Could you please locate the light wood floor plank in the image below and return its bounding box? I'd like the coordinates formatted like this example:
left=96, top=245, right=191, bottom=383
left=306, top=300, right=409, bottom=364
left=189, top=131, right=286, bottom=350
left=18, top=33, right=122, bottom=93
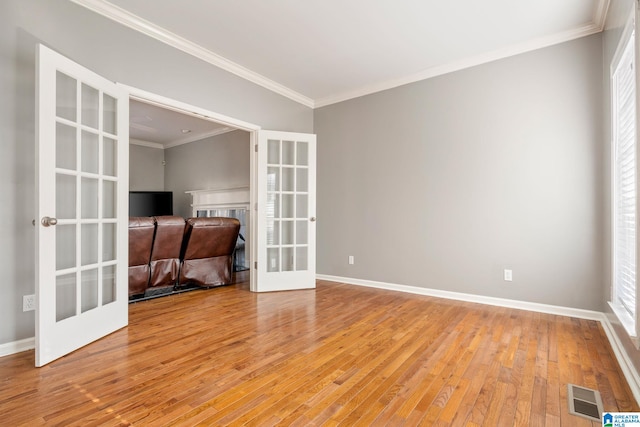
left=0, top=278, right=637, bottom=426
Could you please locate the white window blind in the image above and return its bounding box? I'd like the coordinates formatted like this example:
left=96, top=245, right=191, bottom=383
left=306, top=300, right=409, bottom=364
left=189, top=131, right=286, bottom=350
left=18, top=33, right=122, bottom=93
left=612, top=27, right=637, bottom=337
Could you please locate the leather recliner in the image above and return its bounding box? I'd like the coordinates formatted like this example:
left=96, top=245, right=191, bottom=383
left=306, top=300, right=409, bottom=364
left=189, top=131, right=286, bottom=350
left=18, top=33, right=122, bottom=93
left=148, top=216, right=185, bottom=292
left=128, top=216, right=156, bottom=297
left=179, top=217, right=241, bottom=288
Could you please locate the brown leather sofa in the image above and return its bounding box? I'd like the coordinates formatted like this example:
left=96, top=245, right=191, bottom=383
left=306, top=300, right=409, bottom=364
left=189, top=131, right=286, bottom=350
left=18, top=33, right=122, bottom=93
left=149, top=216, right=185, bottom=293
left=180, top=217, right=241, bottom=288
left=128, top=216, right=241, bottom=300
left=128, top=217, right=156, bottom=297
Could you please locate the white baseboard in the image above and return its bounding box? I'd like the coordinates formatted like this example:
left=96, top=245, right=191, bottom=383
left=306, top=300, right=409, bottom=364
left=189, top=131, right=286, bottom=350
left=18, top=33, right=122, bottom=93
left=600, top=316, right=640, bottom=405
left=317, top=274, right=640, bottom=405
left=317, top=274, right=603, bottom=320
left=0, top=337, right=34, bottom=358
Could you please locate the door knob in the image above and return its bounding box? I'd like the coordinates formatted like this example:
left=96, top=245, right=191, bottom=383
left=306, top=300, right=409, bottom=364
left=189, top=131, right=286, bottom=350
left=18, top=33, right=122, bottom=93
left=41, top=216, right=58, bottom=227
left=310, top=217, right=316, bottom=222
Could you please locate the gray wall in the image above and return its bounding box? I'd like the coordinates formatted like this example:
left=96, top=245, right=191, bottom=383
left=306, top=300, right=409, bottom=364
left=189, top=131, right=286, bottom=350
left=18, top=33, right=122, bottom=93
left=602, top=0, right=640, bottom=375
left=315, top=34, right=604, bottom=310
left=165, top=130, right=251, bottom=218
left=0, top=0, right=312, bottom=345
left=129, top=144, right=165, bottom=191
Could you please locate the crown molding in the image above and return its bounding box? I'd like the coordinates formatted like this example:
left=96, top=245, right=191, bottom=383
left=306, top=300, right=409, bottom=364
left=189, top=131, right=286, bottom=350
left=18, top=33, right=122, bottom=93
left=130, top=138, right=164, bottom=149
left=594, top=0, right=611, bottom=31
left=73, top=0, right=609, bottom=110
left=163, top=127, right=235, bottom=149
left=69, top=0, right=315, bottom=108
left=315, top=21, right=604, bottom=108
left=130, top=127, right=235, bottom=150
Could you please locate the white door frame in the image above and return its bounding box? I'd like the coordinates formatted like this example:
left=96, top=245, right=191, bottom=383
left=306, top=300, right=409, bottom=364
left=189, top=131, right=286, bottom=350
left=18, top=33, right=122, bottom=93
left=120, top=85, right=262, bottom=291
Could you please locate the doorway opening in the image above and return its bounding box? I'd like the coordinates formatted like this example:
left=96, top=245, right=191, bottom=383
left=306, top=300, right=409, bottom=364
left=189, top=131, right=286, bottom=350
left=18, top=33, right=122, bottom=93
left=123, top=85, right=261, bottom=295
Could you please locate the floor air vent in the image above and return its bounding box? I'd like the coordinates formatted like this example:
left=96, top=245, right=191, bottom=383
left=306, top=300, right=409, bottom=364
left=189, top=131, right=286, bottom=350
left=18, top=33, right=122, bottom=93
left=568, top=384, right=604, bottom=422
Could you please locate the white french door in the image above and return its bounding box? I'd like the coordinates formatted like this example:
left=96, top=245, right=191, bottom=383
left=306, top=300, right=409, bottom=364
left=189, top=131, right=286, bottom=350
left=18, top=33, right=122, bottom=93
left=255, top=130, right=316, bottom=292
left=35, top=45, right=129, bottom=366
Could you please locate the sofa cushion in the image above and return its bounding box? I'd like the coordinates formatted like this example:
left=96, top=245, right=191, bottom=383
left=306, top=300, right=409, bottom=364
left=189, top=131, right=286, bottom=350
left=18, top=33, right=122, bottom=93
left=128, top=216, right=155, bottom=296
left=149, top=216, right=185, bottom=289
left=180, top=217, right=240, bottom=287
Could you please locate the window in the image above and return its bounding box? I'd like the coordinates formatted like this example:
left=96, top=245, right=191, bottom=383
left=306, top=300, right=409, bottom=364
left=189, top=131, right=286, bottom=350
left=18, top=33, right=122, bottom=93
left=611, top=16, right=638, bottom=343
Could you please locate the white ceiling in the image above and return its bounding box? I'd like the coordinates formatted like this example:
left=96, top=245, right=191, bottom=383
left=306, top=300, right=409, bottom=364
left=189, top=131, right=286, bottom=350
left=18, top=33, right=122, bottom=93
left=73, top=0, right=609, bottom=109
left=77, top=0, right=611, bottom=145
left=129, top=99, right=232, bottom=148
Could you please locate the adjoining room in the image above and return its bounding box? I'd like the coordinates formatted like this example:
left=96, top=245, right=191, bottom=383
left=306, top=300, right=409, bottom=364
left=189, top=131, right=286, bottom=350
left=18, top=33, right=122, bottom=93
left=127, top=99, right=251, bottom=301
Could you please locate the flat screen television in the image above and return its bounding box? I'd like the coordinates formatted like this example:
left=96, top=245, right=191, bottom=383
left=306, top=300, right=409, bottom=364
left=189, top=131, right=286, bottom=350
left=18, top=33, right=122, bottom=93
left=129, top=191, right=173, bottom=217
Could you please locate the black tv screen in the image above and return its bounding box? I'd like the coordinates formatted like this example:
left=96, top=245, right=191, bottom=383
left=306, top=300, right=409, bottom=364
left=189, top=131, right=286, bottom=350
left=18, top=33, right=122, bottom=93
left=129, top=191, right=173, bottom=217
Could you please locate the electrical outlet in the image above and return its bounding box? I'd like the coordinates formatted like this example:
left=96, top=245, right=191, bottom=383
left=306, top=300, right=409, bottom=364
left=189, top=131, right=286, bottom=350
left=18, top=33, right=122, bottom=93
left=23, top=294, right=35, bottom=312
left=348, top=255, right=354, bottom=265
left=504, top=269, right=513, bottom=282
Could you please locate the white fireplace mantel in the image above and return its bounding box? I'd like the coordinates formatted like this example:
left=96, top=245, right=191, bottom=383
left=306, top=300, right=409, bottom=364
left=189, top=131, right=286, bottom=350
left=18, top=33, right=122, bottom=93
left=186, top=186, right=250, bottom=215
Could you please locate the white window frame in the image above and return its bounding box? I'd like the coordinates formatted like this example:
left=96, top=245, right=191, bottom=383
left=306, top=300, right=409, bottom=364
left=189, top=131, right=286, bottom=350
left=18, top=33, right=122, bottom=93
left=610, top=9, right=640, bottom=348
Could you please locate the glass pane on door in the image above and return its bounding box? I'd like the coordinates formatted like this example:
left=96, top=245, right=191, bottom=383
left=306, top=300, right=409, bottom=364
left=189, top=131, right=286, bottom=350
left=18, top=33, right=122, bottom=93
left=81, top=131, right=99, bottom=173
left=102, top=265, right=116, bottom=305
left=81, top=178, right=99, bottom=219
left=81, top=83, right=99, bottom=129
left=56, top=273, right=76, bottom=322
left=296, top=247, right=308, bottom=270
left=264, top=136, right=311, bottom=273
left=56, top=174, right=76, bottom=219
left=103, top=180, right=116, bottom=218
left=81, top=269, right=98, bottom=313
left=282, top=168, right=294, bottom=191
left=56, top=225, right=76, bottom=271
left=282, top=247, right=294, bottom=271
left=103, top=94, right=117, bottom=135
left=56, top=123, right=76, bottom=170
left=296, top=141, right=308, bottom=166
left=103, top=223, right=116, bottom=261
left=81, top=224, right=98, bottom=266
left=267, top=248, right=279, bottom=272
left=56, top=71, right=76, bottom=121
left=268, top=139, right=279, bottom=164
left=282, top=140, right=295, bottom=165
left=282, top=194, right=294, bottom=219
left=103, top=137, right=117, bottom=176
left=282, top=221, right=294, bottom=245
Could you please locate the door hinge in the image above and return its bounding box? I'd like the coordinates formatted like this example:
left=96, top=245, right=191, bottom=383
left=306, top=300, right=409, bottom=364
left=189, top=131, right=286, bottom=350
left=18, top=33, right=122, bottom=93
left=255, top=144, right=258, bottom=152
left=254, top=261, right=258, bottom=269
left=255, top=202, right=258, bottom=211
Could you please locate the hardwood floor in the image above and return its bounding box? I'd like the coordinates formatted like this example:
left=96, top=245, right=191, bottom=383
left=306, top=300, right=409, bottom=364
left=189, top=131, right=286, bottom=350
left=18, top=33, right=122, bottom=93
left=0, top=279, right=637, bottom=426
